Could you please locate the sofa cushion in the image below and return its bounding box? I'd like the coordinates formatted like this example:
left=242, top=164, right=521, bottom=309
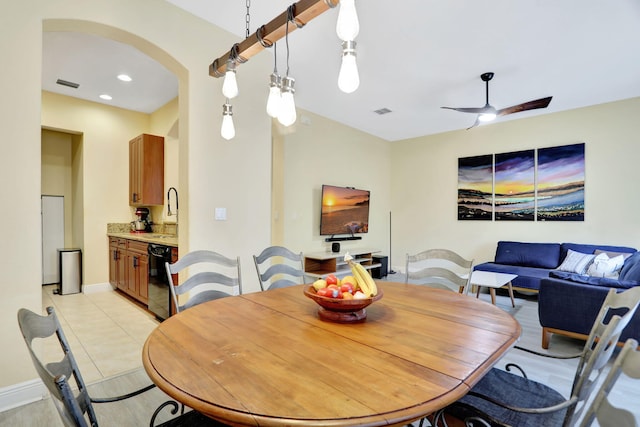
left=619, top=252, right=640, bottom=281
left=586, top=253, right=625, bottom=278
left=556, top=249, right=595, bottom=274
left=560, top=243, right=636, bottom=263
left=549, top=271, right=639, bottom=289
left=494, top=241, right=561, bottom=269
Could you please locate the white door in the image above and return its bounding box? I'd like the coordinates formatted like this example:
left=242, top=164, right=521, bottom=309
left=42, top=195, right=65, bottom=284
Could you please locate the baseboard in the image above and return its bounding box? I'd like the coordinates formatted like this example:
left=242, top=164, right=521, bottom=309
left=83, top=282, right=113, bottom=294
left=0, top=378, right=47, bottom=413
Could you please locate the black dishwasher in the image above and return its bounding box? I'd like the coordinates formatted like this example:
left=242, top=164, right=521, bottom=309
left=147, top=244, right=172, bottom=321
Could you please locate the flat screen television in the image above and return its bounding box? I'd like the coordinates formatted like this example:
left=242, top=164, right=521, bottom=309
left=320, top=184, right=370, bottom=236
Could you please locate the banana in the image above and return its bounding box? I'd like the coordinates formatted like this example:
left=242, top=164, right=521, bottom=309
left=354, top=261, right=378, bottom=297
left=344, top=253, right=377, bottom=297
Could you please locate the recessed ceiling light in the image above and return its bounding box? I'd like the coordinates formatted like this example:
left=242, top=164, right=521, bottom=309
left=99, top=94, right=113, bottom=100
left=117, top=74, right=132, bottom=82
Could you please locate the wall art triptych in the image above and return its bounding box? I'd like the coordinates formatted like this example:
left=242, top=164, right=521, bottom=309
left=458, top=142, right=585, bottom=221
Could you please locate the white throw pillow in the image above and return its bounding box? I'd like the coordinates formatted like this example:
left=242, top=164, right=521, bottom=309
left=557, top=249, right=595, bottom=274
left=587, top=253, right=625, bottom=278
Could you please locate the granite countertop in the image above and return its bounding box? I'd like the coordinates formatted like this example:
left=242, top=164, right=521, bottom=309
left=108, top=232, right=178, bottom=247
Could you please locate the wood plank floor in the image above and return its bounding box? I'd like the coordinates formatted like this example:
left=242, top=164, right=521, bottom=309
left=0, top=283, right=637, bottom=426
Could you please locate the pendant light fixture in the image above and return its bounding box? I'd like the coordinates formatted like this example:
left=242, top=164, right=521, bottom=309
left=266, top=41, right=282, bottom=118
left=336, top=0, right=359, bottom=41
left=338, top=40, right=359, bottom=93
left=221, top=100, right=236, bottom=140
left=277, top=6, right=297, bottom=127
left=222, top=44, right=240, bottom=99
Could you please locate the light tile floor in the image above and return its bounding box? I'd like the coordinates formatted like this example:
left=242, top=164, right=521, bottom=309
left=41, top=285, right=160, bottom=383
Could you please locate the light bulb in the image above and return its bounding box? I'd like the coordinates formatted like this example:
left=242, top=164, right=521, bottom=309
left=478, top=106, right=497, bottom=122
left=266, top=73, right=282, bottom=118
left=221, top=102, right=235, bottom=140
left=336, top=0, right=359, bottom=41
left=278, top=76, right=297, bottom=127
left=222, top=61, right=238, bottom=99
left=338, top=41, right=359, bottom=93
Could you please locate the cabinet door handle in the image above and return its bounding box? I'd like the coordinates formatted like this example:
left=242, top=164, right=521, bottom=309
left=133, top=256, right=138, bottom=268
left=113, top=250, right=118, bottom=261
left=132, top=193, right=138, bottom=203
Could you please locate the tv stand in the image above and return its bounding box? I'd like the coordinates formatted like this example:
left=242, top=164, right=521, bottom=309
left=324, top=235, right=362, bottom=242
left=304, top=248, right=380, bottom=278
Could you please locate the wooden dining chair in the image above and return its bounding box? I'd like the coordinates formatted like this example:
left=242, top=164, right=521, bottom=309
left=405, top=249, right=473, bottom=294
left=165, top=250, right=241, bottom=313
left=579, top=338, right=640, bottom=427
left=438, top=286, right=640, bottom=427
left=17, top=306, right=223, bottom=427
left=253, top=245, right=307, bottom=291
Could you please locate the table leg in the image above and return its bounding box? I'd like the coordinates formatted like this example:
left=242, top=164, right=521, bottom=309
left=489, top=288, right=496, bottom=305
left=507, top=281, right=515, bottom=308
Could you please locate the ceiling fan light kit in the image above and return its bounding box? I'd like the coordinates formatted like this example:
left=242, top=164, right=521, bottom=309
left=211, top=0, right=361, bottom=139
left=442, top=71, right=552, bottom=129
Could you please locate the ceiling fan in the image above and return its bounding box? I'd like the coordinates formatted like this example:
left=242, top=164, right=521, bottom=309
left=442, top=72, right=552, bottom=129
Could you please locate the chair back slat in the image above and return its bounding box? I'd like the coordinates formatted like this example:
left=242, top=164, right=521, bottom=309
left=405, top=249, right=473, bottom=294
left=253, top=246, right=306, bottom=291
left=165, top=250, right=242, bottom=314
left=579, top=338, right=640, bottom=427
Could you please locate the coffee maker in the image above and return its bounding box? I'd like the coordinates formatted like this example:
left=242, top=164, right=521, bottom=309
left=131, top=207, right=152, bottom=232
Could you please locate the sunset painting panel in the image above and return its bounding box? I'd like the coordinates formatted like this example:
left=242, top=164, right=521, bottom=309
left=495, top=150, right=535, bottom=221
left=458, top=154, right=493, bottom=220
left=537, top=143, right=585, bottom=221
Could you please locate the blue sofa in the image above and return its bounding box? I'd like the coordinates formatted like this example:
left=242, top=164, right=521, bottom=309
left=474, top=241, right=637, bottom=292
left=475, top=241, right=640, bottom=349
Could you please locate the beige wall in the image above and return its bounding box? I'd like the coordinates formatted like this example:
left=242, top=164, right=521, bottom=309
left=1, top=0, right=271, bottom=391
left=390, top=97, right=640, bottom=271
left=280, top=110, right=392, bottom=256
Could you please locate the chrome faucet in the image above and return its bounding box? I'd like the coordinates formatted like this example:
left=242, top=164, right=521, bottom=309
left=167, top=187, right=178, bottom=235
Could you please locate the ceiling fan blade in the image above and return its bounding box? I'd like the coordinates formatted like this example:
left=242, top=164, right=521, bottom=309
left=441, top=106, right=492, bottom=114
left=466, top=117, right=480, bottom=130
left=497, top=96, right=552, bottom=117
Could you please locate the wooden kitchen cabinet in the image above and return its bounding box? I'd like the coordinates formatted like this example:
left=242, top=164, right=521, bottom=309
left=108, top=237, right=126, bottom=291
left=124, top=240, right=149, bottom=304
left=129, top=133, right=164, bottom=206
left=108, top=237, right=149, bottom=305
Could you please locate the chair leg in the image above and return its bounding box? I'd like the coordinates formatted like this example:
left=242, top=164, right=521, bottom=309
left=541, top=327, right=551, bottom=349
left=506, top=282, right=515, bottom=307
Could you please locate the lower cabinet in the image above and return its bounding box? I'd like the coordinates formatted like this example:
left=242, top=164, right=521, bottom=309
left=108, top=237, right=148, bottom=305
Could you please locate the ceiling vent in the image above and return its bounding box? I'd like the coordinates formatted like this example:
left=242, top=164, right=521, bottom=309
left=374, top=108, right=392, bottom=115
left=56, top=79, right=80, bottom=89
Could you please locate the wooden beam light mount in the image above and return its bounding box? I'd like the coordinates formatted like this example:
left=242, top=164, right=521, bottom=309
left=209, top=0, right=340, bottom=78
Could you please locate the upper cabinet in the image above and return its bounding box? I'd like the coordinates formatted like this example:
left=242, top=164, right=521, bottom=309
left=129, top=134, right=164, bottom=206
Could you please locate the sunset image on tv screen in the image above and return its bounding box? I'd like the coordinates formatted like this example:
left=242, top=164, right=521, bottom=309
left=320, top=185, right=370, bottom=235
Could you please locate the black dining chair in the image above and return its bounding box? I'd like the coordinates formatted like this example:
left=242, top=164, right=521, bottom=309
left=17, top=306, right=225, bottom=426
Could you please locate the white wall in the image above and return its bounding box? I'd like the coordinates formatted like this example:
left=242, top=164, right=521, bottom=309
left=390, top=97, right=640, bottom=271
left=1, top=0, right=271, bottom=391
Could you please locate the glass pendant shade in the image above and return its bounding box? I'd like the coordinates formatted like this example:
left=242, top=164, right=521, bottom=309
left=222, top=61, right=239, bottom=99
left=338, top=41, right=359, bottom=93
left=221, top=102, right=235, bottom=140
left=336, top=0, right=359, bottom=41
left=266, top=73, right=282, bottom=118
left=278, top=76, right=297, bottom=127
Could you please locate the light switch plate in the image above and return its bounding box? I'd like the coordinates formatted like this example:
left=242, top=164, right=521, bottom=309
left=215, top=207, right=227, bottom=221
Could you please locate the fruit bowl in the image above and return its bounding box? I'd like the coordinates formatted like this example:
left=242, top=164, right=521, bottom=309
left=303, top=285, right=383, bottom=323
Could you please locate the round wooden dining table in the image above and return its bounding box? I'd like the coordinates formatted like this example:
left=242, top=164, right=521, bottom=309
left=143, top=281, right=521, bottom=427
